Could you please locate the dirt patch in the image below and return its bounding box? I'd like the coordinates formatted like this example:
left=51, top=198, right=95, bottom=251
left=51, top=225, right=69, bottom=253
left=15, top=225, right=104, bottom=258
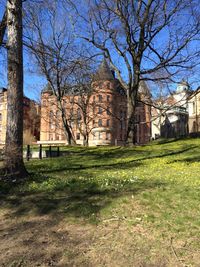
left=0, top=208, right=199, bottom=267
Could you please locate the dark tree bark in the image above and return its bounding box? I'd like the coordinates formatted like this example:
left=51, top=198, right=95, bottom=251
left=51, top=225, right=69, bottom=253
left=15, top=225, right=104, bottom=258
left=3, top=0, right=27, bottom=178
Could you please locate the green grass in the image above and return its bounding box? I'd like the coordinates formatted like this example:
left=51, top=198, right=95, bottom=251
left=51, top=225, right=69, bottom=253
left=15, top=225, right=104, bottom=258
left=1, top=138, right=200, bottom=266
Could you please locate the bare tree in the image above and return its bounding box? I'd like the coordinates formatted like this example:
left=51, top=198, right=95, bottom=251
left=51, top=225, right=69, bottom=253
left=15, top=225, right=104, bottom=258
left=24, top=0, right=97, bottom=145
left=73, top=0, right=200, bottom=144
left=3, top=0, right=27, bottom=178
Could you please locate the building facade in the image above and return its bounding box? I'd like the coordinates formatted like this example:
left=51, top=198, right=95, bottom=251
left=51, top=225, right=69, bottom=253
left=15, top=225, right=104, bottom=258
left=0, top=87, right=40, bottom=145
left=39, top=60, right=151, bottom=146
left=188, top=87, right=200, bottom=136
left=151, top=80, right=200, bottom=139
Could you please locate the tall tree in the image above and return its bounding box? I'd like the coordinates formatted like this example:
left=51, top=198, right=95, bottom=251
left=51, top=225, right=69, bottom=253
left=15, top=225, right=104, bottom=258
left=75, top=0, right=200, bottom=144
left=3, top=0, right=27, bottom=178
left=24, top=0, right=97, bottom=145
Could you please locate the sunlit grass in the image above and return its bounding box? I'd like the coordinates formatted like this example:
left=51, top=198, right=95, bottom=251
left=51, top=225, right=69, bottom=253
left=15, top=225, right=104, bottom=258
left=1, top=138, right=200, bottom=266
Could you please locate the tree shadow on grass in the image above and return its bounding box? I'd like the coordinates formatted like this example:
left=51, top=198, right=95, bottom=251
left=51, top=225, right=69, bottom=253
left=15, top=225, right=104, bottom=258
left=0, top=175, right=166, bottom=224
left=27, top=145, right=198, bottom=175
left=170, top=156, right=200, bottom=164
left=0, top=144, right=196, bottom=224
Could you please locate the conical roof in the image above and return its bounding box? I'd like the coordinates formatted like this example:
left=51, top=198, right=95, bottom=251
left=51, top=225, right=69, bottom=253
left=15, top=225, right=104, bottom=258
left=179, top=78, right=189, bottom=87
left=93, top=59, right=115, bottom=81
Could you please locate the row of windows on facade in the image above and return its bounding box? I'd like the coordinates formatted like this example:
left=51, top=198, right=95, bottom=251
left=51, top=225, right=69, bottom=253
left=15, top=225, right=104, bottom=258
left=49, top=107, right=113, bottom=118
left=48, top=108, right=127, bottom=122
left=43, top=94, right=112, bottom=107
left=49, top=118, right=125, bottom=129
left=49, top=132, right=113, bottom=141
left=48, top=130, right=126, bottom=142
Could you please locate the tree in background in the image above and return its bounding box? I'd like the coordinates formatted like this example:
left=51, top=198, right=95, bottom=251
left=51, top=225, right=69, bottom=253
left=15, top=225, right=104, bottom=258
left=24, top=0, right=97, bottom=145
left=74, top=0, right=200, bottom=144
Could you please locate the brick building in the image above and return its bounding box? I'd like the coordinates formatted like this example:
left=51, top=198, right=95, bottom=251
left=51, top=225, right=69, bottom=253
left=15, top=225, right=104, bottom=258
left=0, top=87, right=40, bottom=145
left=39, top=60, right=151, bottom=146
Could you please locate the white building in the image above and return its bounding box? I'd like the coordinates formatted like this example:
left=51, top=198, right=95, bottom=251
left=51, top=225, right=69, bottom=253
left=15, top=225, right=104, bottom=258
left=151, top=80, right=191, bottom=139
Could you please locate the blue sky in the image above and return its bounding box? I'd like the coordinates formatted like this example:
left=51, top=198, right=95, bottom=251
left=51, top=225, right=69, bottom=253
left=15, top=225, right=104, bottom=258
left=0, top=0, right=200, bottom=102
left=0, top=1, right=46, bottom=101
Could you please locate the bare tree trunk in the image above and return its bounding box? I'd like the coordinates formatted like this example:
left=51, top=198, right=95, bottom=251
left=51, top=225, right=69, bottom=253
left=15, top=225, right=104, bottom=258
left=3, top=0, right=27, bottom=178
left=126, top=95, right=136, bottom=144
left=126, top=73, right=139, bottom=145
left=60, top=105, right=76, bottom=145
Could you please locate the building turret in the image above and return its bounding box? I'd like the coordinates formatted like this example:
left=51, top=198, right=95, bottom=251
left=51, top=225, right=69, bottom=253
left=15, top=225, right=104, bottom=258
left=174, top=79, right=191, bottom=109
left=93, top=58, right=115, bottom=81
left=176, top=79, right=190, bottom=93
left=90, top=59, right=127, bottom=145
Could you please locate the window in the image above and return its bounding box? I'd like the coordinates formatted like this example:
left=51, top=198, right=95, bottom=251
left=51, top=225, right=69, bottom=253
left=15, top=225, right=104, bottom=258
left=63, top=100, right=67, bottom=108
left=76, top=133, right=80, bottom=140
left=98, top=119, right=102, bottom=127
left=42, top=100, right=47, bottom=107
left=98, top=106, right=103, bottom=114
left=99, top=132, right=103, bottom=139
left=107, top=95, right=110, bottom=102
left=56, top=110, right=60, bottom=118
left=93, top=96, right=95, bottom=102
left=106, top=119, right=110, bottom=127
left=98, top=95, right=103, bottom=102
left=193, top=102, right=196, bottom=114
left=77, top=108, right=81, bottom=120
left=70, top=97, right=74, bottom=104
left=99, top=82, right=103, bottom=89
left=49, top=111, right=54, bottom=129
left=107, top=107, right=111, bottom=115
left=49, top=134, right=53, bottom=141
left=0, top=113, right=2, bottom=122
left=106, top=132, right=110, bottom=140
left=93, top=105, right=96, bottom=115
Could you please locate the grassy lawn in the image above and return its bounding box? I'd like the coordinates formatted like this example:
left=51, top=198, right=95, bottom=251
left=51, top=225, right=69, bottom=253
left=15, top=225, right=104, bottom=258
left=0, top=138, right=200, bottom=266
